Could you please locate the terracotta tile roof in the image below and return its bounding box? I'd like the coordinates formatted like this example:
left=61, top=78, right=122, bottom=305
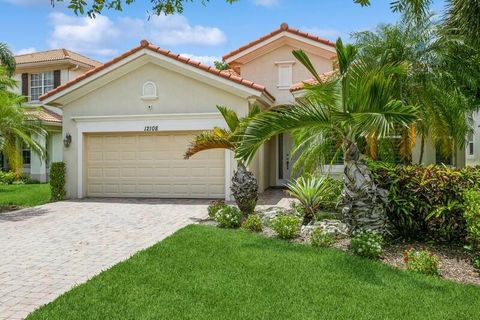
left=290, top=71, right=336, bottom=92
left=222, top=69, right=241, bottom=77
left=223, top=23, right=336, bottom=61
left=40, top=40, right=275, bottom=102
left=24, top=106, right=62, bottom=123
left=15, top=49, right=101, bottom=68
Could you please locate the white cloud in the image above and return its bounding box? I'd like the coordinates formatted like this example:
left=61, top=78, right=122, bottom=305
left=47, top=13, right=227, bottom=58
left=48, top=12, right=120, bottom=56
left=15, top=47, right=37, bottom=55
left=120, top=15, right=227, bottom=46
left=252, top=0, right=279, bottom=7
left=179, top=53, right=221, bottom=66
left=302, top=27, right=342, bottom=40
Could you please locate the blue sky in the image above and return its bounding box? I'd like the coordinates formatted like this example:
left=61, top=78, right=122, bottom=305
left=0, top=0, right=445, bottom=64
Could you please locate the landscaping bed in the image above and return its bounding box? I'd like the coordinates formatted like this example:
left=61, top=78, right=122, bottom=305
left=26, top=225, right=480, bottom=320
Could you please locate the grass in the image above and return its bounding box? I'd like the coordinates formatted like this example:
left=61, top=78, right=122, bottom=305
left=27, top=225, right=480, bottom=320
left=0, top=184, right=50, bottom=207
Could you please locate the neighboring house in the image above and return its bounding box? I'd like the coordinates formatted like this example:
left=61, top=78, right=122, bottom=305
left=39, top=23, right=469, bottom=200
left=3, top=49, right=101, bottom=181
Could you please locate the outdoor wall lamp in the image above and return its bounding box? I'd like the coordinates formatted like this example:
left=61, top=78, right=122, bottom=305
left=63, top=133, right=72, bottom=148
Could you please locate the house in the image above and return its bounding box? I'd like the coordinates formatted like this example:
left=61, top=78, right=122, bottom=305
left=39, top=23, right=469, bottom=200
left=3, top=49, right=101, bottom=182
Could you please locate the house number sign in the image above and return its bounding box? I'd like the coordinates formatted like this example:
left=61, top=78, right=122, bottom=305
left=144, top=126, right=159, bottom=132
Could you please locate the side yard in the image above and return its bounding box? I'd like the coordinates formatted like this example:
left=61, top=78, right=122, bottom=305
left=27, top=225, right=480, bottom=320
left=0, top=184, right=50, bottom=212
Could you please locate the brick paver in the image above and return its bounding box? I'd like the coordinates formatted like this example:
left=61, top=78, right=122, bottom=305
left=0, top=190, right=290, bottom=320
left=0, top=198, right=211, bottom=320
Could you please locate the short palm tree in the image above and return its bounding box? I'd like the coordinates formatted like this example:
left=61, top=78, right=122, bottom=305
left=0, top=68, right=46, bottom=177
left=185, top=105, right=261, bottom=215
left=0, top=43, right=16, bottom=77
left=237, top=39, right=418, bottom=234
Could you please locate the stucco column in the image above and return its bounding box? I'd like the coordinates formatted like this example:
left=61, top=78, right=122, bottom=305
left=30, top=133, right=47, bottom=183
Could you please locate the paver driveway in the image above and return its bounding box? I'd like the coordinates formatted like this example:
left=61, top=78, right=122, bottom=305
left=0, top=198, right=211, bottom=320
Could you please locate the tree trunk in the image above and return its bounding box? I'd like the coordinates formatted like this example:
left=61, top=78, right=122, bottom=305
left=419, top=135, right=425, bottom=165
left=341, top=140, right=389, bottom=234
left=231, top=162, right=258, bottom=215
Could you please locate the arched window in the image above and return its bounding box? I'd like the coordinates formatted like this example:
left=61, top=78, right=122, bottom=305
left=142, top=81, right=157, bottom=100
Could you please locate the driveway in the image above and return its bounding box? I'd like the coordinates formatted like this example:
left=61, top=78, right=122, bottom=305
left=0, top=198, right=211, bottom=320
left=0, top=189, right=291, bottom=320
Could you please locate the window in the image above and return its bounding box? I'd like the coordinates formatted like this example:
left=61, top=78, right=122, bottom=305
left=468, top=115, right=474, bottom=156
left=276, top=61, right=294, bottom=89
left=30, top=71, right=54, bottom=101
left=22, top=148, right=31, bottom=166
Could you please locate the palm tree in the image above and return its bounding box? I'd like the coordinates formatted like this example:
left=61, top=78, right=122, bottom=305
left=0, top=43, right=16, bottom=77
left=236, top=39, right=418, bottom=234
left=185, top=105, right=261, bottom=215
left=0, top=68, right=46, bottom=177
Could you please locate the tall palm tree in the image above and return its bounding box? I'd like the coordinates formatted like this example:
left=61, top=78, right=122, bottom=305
left=0, top=68, right=46, bottom=177
left=185, top=105, right=261, bottom=215
left=0, top=43, right=16, bottom=77
left=236, top=39, right=418, bottom=234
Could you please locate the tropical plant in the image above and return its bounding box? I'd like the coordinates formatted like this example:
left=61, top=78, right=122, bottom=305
left=463, top=189, right=480, bottom=257
left=0, top=68, right=46, bottom=178
left=237, top=39, right=418, bottom=234
left=50, top=162, right=66, bottom=201
left=0, top=43, right=15, bottom=77
left=215, top=206, right=242, bottom=229
left=185, top=105, right=261, bottom=215
left=241, top=214, right=263, bottom=232
left=287, top=175, right=341, bottom=224
left=351, top=231, right=384, bottom=259
left=310, top=228, right=336, bottom=248
left=207, top=200, right=227, bottom=219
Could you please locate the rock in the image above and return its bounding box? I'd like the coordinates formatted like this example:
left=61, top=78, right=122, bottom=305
left=256, top=206, right=290, bottom=226
left=300, top=219, right=349, bottom=239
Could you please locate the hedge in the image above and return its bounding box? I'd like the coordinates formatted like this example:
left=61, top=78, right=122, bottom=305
left=369, top=162, right=480, bottom=243
left=50, top=162, right=66, bottom=201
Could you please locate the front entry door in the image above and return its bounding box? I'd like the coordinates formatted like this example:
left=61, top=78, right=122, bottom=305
left=277, top=133, right=294, bottom=186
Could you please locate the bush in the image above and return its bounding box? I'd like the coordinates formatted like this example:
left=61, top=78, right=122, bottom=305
left=370, top=162, right=480, bottom=242
left=0, top=171, right=16, bottom=185
left=351, top=231, right=383, bottom=259
left=463, top=189, right=480, bottom=247
left=310, top=228, right=336, bottom=248
left=215, top=206, right=242, bottom=229
left=242, top=214, right=263, bottom=232
left=271, top=214, right=301, bottom=239
left=50, top=162, right=66, bottom=201
left=208, top=200, right=226, bottom=219
left=287, top=175, right=342, bottom=224
left=20, top=175, right=40, bottom=184
left=403, top=246, right=440, bottom=276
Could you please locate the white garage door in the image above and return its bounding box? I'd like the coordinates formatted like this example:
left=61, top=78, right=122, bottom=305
left=86, top=132, right=225, bottom=198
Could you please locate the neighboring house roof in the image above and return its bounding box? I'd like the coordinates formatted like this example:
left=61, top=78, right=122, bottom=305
left=15, top=49, right=102, bottom=68
left=290, top=71, right=337, bottom=92
left=24, top=106, right=62, bottom=123
left=40, top=40, right=275, bottom=102
left=223, top=23, right=336, bottom=62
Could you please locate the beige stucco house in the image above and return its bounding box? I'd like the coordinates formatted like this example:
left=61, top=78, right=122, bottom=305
left=3, top=49, right=100, bottom=181
left=39, top=23, right=469, bottom=200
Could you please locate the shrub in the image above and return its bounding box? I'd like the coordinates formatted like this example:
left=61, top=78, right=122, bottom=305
left=215, top=206, right=242, bottom=229
left=403, top=246, right=440, bottom=276
left=50, top=162, right=66, bottom=201
left=271, top=214, right=301, bottom=239
left=370, top=162, right=480, bottom=242
left=350, top=231, right=383, bottom=259
left=0, top=171, right=16, bottom=185
left=208, top=200, right=226, bottom=219
left=287, top=175, right=342, bottom=224
left=310, top=228, right=336, bottom=248
left=242, top=214, right=263, bottom=232
left=473, top=255, right=480, bottom=270
left=463, top=189, right=480, bottom=247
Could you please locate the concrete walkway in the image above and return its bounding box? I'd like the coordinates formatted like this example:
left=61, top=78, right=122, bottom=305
left=0, top=189, right=291, bottom=320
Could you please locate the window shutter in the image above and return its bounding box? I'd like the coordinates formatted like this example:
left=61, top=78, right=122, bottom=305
left=53, top=70, right=61, bottom=88
left=21, top=73, right=29, bottom=97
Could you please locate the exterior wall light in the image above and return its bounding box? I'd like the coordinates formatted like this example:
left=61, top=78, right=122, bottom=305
left=63, top=133, right=72, bottom=148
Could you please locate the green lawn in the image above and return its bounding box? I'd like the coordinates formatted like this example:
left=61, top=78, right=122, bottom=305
left=27, top=225, right=480, bottom=320
left=0, top=184, right=50, bottom=207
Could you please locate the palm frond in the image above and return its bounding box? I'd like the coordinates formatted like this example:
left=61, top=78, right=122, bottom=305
left=216, top=105, right=240, bottom=132
left=184, top=128, right=234, bottom=159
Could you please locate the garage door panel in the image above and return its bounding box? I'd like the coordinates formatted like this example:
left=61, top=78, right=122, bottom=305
left=86, top=132, right=225, bottom=198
